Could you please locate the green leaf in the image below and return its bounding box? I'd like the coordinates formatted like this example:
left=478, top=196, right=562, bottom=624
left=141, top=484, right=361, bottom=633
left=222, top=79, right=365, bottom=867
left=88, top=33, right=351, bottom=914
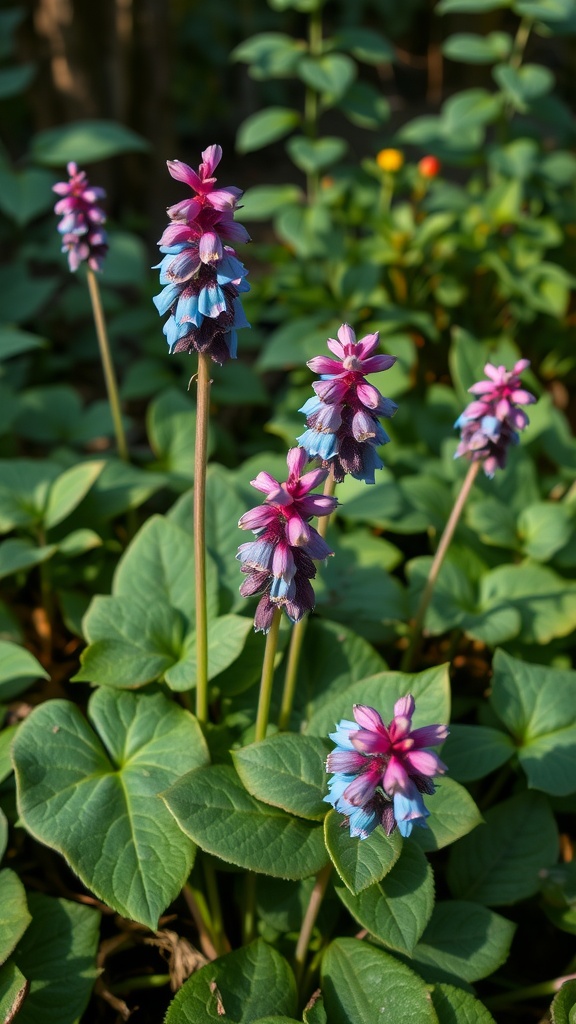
left=237, top=108, right=300, bottom=153
left=514, top=0, right=574, bottom=18
left=442, top=32, right=512, bottom=63
left=164, top=614, right=252, bottom=690
left=334, top=843, right=434, bottom=955
left=0, top=169, right=55, bottom=226
left=163, top=764, right=328, bottom=880
left=0, top=725, right=18, bottom=783
left=0, top=458, right=60, bottom=531
left=413, top=777, right=483, bottom=852
left=76, top=458, right=167, bottom=521
left=43, top=461, right=105, bottom=529
left=0, top=640, right=49, bottom=701
left=431, top=983, right=497, bottom=1023
left=442, top=89, right=503, bottom=133
left=316, top=528, right=408, bottom=643
left=551, top=979, right=576, bottom=1024
left=0, top=869, right=31, bottom=965
left=490, top=650, right=576, bottom=796
left=413, top=901, right=515, bottom=984
left=493, top=63, right=554, bottom=111
left=338, top=81, right=390, bottom=129
left=440, top=725, right=514, bottom=782
left=56, top=529, right=102, bottom=558
left=0, top=64, right=35, bottom=98
left=76, top=595, right=184, bottom=688
left=30, top=119, right=149, bottom=165
left=297, top=54, right=356, bottom=99
left=321, top=937, right=438, bottom=1024
left=13, top=689, right=207, bottom=927
left=233, top=734, right=329, bottom=820
left=286, top=135, right=347, bottom=173
left=146, top=388, right=207, bottom=482
left=303, top=992, right=327, bottom=1023
left=333, top=27, right=394, bottom=65
left=447, top=792, right=559, bottom=905
left=307, top=664, right=451, bottom=743
left=466, top=498, right=518, bottom=549
left=517, top=502, right=573, bottom=561
left=0, top=962, right=28, bottom=1023
left=239, top=184, right=303, bottom=220
left=324, top=809, right=403, bottom=894
left=0, top=327, right=48, bottom=359
left=165, top=940, right=297, bottom=1023
left=232, top=32, right=305, bottom=78
left=0, top=538, right=57, bottom=581
left=437, top=0, right=512, bottom=10
left=479, top=563, right=576, bottom=644
left=10, top=893, right=99, bottom=1024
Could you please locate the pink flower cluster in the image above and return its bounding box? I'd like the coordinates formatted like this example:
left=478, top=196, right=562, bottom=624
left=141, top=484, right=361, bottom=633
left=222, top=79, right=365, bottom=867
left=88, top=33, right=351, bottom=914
left=53, top=162, right=108, bottom=273
left=455, top=360, right=536, bottom=477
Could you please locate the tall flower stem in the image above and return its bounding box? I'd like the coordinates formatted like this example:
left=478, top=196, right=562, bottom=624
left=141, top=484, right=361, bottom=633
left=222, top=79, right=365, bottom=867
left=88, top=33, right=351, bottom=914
left=277, top=471, right=336, bottom=731
left=401, top=460, right=480, bottom=672
left=194, top=352, right=212, bottom=726
left=254, top=608, right=282, bottom=742
left=86, top=269, right=129, bottom=462
left=293, top=862, right=332, bottom=990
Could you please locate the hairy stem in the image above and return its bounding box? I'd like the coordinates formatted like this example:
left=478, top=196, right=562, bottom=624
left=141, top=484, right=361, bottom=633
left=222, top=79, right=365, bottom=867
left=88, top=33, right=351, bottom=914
left=485, top=973, right=576, bottom=1010
left=194, top=353, right=212, bottom=725
left=401, top=460, right=480, bottom=672
left=86, top=269, right=129, bottom=462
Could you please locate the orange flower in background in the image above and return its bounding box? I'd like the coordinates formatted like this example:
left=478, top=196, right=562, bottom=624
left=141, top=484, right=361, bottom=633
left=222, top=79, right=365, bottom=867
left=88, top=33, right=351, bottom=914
left=376, top=148, right=404, bottom=172
left=417, top=155, right=441, bottom=178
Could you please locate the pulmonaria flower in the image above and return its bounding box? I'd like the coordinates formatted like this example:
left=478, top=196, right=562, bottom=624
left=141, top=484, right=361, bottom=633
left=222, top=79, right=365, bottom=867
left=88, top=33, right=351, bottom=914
left=237, top=447, right=337, bottom=632
left=154, top=145, right=250, bottom=365
left=325, top=697, right=448, bottom=839
left=455, top=360, right=536, bottom=477
left=298, top=324, right=398, bottom=484
left=52, top=162, right=108, bottom=272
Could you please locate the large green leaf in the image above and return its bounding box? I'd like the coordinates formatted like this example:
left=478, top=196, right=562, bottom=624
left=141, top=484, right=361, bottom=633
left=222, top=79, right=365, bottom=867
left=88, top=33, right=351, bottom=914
left=13, top=689, right=208, bottom=927
left=0, top=724, right=18, bottom=784
left=165, top=940, right=297, bottom=1023
left=286, top=135, right=347, bottom=173
left=551, top=979, right=576, bottom=1024
left=233, top=734, right=329, bottom=820
left=0, top=869, right=31, bottom=965
left=163, top=764, right=328, bottom=880
left=490, top=650, right=576, bottom=795
left=321, top=938, right=438, bottom=1024
left=0, top=640, right=49, bottom=701
left=442, top=31, right=511, bottom=63
left=0, top=326, right=48, bottom=359
left=10, top=893, right=99, bottom=1024
left=334, top=843, right=434, bottom=955
left=146, top=388, right=213, bottom=482
left=412, top=901, right=515, bottom=984
left=43, top=461, right=105, bottom=529
left=431, top=983, right=496, bottom=1023
left=0, top=538, right=57, bottom=582
left=0, top=459, right=60, bottom=531
left=31, top=119, right=149, bottom=165
left=297, top=53, right=356, bottom=99
left=447, top=792, right=559, bottom=905
left=324, top=809, right=402, bottom=894
left=307, top=664, right=450, bottom=741
left=440, top=725, right=514, bottom=782
left=412, top=778, right=483, bottom=852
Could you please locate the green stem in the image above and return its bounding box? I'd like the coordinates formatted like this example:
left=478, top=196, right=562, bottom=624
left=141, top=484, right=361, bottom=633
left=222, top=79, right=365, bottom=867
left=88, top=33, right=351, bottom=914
left=254, top=608, right=282, bottom=742
left=242, top=873, right=257, bottom=945
left=111, top=974, right=170, bottom=995
left=277, top=471, right=336, bottom=731
left=203, top=858, right=230, bottom=955
left=485, top=973, right=576, bottom=1010
left=510, top=16, right=533, bottom=70
left=86, top=269, right=129, bottom=462
left=194, top=353, right=212, bottom=725
left=400, top=460, right=480, bottom=672
left=182, top=882, right=218, bottom=961
left=293, top=862, right=332, bottom=990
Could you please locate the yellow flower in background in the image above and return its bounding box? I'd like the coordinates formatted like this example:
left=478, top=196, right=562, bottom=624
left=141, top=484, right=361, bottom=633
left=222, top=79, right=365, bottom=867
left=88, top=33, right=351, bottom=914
left=376, top=148, right=404, bottom=172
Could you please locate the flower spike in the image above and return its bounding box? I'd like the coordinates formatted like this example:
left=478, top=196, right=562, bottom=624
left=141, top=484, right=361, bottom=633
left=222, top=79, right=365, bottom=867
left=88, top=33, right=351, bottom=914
left=53, top=162, right=108, bottom=273
left=455, top=360, right=536, bottom=477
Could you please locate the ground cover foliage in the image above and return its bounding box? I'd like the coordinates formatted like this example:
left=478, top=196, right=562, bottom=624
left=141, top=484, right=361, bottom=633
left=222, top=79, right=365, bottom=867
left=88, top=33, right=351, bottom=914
left=0, top=0, right=575, bottom=1021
